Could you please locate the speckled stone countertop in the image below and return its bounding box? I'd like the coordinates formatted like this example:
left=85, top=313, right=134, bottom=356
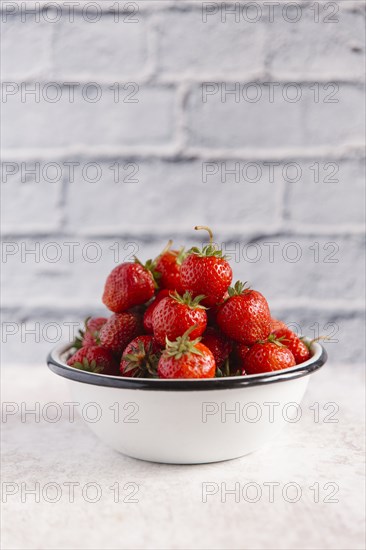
left=1, top=363, right=365, bottom=550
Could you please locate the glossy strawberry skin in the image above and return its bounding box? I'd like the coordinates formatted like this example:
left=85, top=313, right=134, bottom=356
left=180, top=254, right=232, bottom=307
left=245, top=342, right=296, bottom=375
left=102, top=263, right=155, bottom=313
left=82, top=317, right=107, bottom=347
left=158, top=342, right=215, bottom=379
left=272, top=328, right=310, bottom=364
left=152, top=296, right=207, bottom=347
left=120, top=335, right=161, bottom=377
left=270, top=318, right=287, bottom=332
left=155, top=251, right=185, bottom=293
left=143, top=289, right=170, bottom=333
left=67, top=346, right=118, bottom=375
left=99, top=312, right=142, bottom=355
left=201, top=327, right=232, bottom=368
left=217, top=290, right=271, bottom=345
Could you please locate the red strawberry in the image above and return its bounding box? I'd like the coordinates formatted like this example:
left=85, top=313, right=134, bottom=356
left=231, top=343, right=250, bottom=374
left=67, top=346, right=118, bottom=375
left=120, top=335, right=161, bottom=377
left=82, top=317, right=107, bottom=347
left=272, top=327, right=310, bottom=364
left=217, top=281, right=271, bottom=345
left=143, top=289, right=170, bottom=333
left=155, top=242, right=187, bottom=293
left=270, top=318, right=287, bottom=332
left=102, top=262, right=155, bottom=313
left=201, top=327, right=232, bottom=368
left=72, top=316, right=107, bottom=349
left=99, top=312, right=142, bottom=355
left=180, top=226, right=232, bottom=307
left=158, top=329, right=215, bottom=379
left=245, top=341, right=296, bottom=375
left=152, top=291, right=207, bottom=347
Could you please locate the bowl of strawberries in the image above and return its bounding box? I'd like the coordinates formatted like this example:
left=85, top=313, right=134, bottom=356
left=47, top=227, right=327, bottom=464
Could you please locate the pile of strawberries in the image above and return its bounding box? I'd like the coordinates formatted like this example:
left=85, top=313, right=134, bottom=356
left=67, top=227, right=312, bottom=379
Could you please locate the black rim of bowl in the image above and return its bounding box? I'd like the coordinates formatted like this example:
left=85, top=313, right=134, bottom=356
left=47, top=342, right=327, bottom=391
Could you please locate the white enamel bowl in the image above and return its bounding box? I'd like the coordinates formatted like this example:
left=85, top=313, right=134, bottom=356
left=47, top=341, right=327, bottom=464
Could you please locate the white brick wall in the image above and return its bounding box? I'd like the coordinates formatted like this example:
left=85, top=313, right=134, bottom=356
left=268, top=6, right=365, bottom=79
left=53, top=16, right=149, bottom=78
left=156, top=10, right=267, bottom=76
left=1, top=0, right=365, bottom=365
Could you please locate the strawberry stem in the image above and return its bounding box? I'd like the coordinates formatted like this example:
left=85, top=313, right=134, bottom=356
left=190, top=227, right=225, bottom=259
left=304, top=335, right=330, bottom=350
left=194, top=225, right=213, bottom=244
left=160, top=239, right=173, bottom=256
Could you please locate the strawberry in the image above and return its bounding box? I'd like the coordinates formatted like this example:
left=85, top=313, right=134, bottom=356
left=272, top=327, right=310, bottom=364
left=155, top=241, right=187, bottom=293
left=270, top=318, right=287, bottom=332
left=245, top=341, right=296, bottom=375
left=152, top=291, right=207, bottom=347
left=72, top=316, right=107, bottom=349
left=158, top=328, right=215, bottom=379
left=180, top=226, right=232, bottom=307
left=82, top=317, right=107, bottom=346
left=99, top=312, right=142, bottom=355
left=217, top=281, right=271, bottom=345
left=120, top=335, right=161, bottom=377
left=102, top=262, right=155, bottom=313
left=201, top=327, right=232, bottom=368
left=143, top=289, right=170, bottom=333
left=67, top=346, right=118, bottom=375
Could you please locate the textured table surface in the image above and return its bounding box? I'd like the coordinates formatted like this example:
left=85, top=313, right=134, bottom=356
left=1, top=363, right=365, bottom=550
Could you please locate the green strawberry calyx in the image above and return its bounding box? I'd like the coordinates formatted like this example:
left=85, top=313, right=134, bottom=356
left=134, top=256, right=161, bottom=289
left=122, top=340, right=159, bottom=377
left=71, top=316, right=91, bottom=350
left=73, top=357, right=104, bottom=374
left=227, top=281, right=251, bottom=297
left=92, top=331, right=101, bottom=346
left=189, top=244, right=226, bottom=259
left=164, top=326, right=203, bottom=360
left=174, top=246, right=188, bottom=266
left=189, top=225, right=227, bottom=259
left=256, top=334, right=286, bottom=348
left=72, top=330, right=84, bottom=350
left=264, top=334, right=286, bottom=347
left=169, top=290, right=207, bottom=309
